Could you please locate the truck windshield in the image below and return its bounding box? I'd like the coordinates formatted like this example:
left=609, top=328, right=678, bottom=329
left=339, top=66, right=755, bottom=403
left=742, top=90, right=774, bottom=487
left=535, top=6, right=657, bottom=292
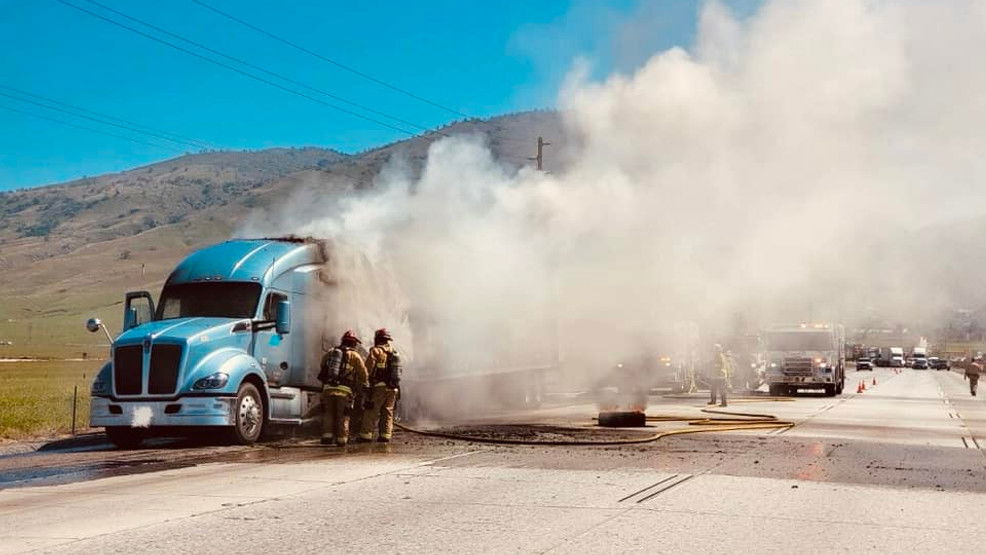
left=765, top=331, right=833, bottom=351
left=156, top=282, right=262, bottom=320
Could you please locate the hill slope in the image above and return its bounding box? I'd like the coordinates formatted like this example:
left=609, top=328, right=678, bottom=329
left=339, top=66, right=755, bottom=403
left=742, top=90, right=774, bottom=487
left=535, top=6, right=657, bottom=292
left=0, top=111, right=566, bottom=357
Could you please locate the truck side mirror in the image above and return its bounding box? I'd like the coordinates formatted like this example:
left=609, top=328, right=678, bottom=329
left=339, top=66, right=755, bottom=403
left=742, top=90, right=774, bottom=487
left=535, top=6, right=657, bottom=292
left=85, top=317, right=114, bottom=343
left=123, top=307, right=138, bottom=331
left=275, top=300, right=291, bottom=335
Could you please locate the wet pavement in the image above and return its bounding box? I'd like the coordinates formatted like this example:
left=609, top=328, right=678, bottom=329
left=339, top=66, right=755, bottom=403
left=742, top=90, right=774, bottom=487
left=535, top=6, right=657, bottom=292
left=1, top=367, right=984, bottom=553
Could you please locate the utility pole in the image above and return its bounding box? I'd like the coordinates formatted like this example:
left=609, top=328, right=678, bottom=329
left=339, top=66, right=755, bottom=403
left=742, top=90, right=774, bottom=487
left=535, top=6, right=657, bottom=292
left=529, top=136, right=551, bottom=171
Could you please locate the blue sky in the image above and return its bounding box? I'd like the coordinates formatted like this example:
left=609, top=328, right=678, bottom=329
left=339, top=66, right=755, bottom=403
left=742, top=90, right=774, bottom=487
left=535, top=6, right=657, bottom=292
left=0, top=0, right=753, bottom=191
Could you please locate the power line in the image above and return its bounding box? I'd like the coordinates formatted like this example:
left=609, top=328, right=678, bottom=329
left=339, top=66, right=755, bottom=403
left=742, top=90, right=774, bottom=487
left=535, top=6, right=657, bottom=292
left=80, top=0, right=440, bottom=136
left=0, top=90, right=206, bottom=150
left=191, top=0, right=471, bottom=119
left=0, top=86, right=210, bottom=150
left=0, top=84, right=214, bottom=150
left=0, top=103, right=183, bottom=152
left=57, top=0, right=422, bottom=137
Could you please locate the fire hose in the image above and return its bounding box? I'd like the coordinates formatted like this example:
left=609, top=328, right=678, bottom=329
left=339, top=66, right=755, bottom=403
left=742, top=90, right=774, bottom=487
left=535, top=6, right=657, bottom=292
left=394, top=407, right=793, bottom=446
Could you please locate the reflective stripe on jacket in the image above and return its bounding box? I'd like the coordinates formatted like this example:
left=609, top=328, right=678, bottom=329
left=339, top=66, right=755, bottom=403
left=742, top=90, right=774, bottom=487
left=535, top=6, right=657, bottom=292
left=324, top=384, right=354, bottom=396
left=366, top=344, right=393, bottom=387
left=714, top=353, right=730, bottom=378
left=325, top=348, right=369, bottom=394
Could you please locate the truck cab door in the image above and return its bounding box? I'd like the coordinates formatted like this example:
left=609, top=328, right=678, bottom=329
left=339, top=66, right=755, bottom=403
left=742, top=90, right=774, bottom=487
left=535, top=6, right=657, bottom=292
left=253, top=290, right=291, bottom=388
left=123, top=291, right=155, bottom=331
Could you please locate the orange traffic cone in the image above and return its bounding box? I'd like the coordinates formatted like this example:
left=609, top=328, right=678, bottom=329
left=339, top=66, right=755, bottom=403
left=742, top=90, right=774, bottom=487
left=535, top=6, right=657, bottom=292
left=872, top=377, right=877, bottom=386
left=856, top=381, right=863, bottom=393
left=861, top=380, right=866, bottom=391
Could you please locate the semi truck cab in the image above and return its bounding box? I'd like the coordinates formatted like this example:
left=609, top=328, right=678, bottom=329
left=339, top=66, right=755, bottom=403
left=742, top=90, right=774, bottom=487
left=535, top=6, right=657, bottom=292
left=88, top=238, right=329, bottom=447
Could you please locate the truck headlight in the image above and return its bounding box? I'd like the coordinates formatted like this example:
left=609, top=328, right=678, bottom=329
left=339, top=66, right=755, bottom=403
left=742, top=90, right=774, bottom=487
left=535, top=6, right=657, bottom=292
left=91, top=380, right=108, bottom=395
left=193, top=372, right=229, bottom=390
left=769, top=362, right=778, bottom=368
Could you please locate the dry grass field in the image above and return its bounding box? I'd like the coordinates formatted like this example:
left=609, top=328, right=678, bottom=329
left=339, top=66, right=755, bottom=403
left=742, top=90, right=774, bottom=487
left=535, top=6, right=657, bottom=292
left=0, top=360, right=101, bottom=439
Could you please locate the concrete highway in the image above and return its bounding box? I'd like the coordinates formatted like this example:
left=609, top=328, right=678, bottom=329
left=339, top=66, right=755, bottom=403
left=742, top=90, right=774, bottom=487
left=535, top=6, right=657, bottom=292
left=1, top=366, right=984, bottom=553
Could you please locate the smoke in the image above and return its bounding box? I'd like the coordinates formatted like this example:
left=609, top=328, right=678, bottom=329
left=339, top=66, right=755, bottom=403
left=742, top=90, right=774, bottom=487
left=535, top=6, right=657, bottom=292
left=242, top=1, right=986, bottom=387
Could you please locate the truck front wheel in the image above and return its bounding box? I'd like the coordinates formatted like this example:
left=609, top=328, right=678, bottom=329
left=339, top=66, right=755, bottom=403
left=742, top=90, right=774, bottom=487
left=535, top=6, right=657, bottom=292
left=228, top=382, right=265, bottom=445
left=106, top=426, right=145, bottom=449
left=824, top=384, right=837, bottom=397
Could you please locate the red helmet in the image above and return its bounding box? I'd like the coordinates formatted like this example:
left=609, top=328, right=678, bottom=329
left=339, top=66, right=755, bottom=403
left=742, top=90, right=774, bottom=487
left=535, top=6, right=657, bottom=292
left=374, top=328, right=393, bottom=344
left=341, top=330, right=362, bottom=346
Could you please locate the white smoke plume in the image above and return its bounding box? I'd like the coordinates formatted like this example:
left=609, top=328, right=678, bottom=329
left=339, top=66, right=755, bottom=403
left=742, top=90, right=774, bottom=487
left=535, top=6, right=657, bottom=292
left=242, top=0, right=986, bottom=384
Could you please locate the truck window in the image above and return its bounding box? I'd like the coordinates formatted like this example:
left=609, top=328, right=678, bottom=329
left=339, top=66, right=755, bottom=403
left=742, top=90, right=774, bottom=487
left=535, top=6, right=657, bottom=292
left=765, top=332, right=833, bottom=351
left=156, top=282, right=262, bottom=320
left=262, top=292, right=288, bottom=321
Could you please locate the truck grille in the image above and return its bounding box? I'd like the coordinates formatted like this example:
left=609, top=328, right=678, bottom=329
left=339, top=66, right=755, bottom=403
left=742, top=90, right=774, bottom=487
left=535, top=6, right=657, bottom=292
left=114, top=346, right=142, bottom=395
left=149, top=344, right=182, bottom=394
left=783, top=357, right=813, bottom=377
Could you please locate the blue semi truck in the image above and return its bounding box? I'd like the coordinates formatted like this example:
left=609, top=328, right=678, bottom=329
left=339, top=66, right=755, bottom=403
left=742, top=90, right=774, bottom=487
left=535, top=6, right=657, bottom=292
left=87, top=236, right=552, bottom=448
left=87, top=237, right=337, bottom=447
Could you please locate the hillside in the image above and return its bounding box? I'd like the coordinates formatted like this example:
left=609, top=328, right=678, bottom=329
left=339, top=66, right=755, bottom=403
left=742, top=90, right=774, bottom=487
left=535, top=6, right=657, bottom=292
left=0, top=111, right=566, bottom=358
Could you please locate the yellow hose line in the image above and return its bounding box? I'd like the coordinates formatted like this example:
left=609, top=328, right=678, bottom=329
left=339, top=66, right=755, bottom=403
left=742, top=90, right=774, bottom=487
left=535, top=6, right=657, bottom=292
left=700, top=407, right=779, bottom=419
left=662, top=394, right=795, bottom=403
left=395, top=407, right=794, bottom=447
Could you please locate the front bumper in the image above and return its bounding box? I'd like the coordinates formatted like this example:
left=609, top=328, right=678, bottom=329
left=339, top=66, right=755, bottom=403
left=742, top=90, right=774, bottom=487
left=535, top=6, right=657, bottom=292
left=90, top=396, right=236, bottom=427
left=766, top=375, right=834, bottom=386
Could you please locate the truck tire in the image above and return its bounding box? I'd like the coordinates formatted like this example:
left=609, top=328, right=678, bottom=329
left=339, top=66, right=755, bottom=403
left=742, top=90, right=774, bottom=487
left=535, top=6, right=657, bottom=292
left=106, top=426, right=145, bottom=449
left=228, top=382, right=265, bottom=445
left=598, top=411, right=646, bottom=427
left=835, top=380, right=844, bottom=395
left=823, top=384, right=836, bottom=397
left=768, top=385, right=782, bottom=396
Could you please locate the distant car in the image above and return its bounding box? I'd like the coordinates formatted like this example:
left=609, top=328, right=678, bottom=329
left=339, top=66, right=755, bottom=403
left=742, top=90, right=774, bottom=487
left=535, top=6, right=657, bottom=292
left=911, top=358, right=929, bottom=370
left=929, top=357, right=950, bottom=370
left=856, top=357, right=873, bottom=371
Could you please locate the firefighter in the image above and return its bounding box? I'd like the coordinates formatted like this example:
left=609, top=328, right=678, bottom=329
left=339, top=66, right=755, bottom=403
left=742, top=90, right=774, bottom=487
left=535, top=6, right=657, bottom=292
left=708, top=344, right=729, bottom=407
left=358, top=328, right=401, bottom=443
left=319, top=330, right=368, bottom=446
left=964, top=353, right=981, bottom=397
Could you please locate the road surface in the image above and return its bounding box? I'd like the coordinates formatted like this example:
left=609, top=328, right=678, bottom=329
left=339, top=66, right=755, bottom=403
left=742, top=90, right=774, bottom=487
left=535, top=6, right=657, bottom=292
left=1, top=366, right=984, bottom=553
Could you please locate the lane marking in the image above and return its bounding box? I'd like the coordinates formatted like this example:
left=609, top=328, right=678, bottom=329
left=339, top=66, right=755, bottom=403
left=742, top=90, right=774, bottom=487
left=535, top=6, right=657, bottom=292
left=769, top=394, right=851, bottom=436
left=636, top=474, right=695, bottom=503
left=618, top=474, right=680, bottom=503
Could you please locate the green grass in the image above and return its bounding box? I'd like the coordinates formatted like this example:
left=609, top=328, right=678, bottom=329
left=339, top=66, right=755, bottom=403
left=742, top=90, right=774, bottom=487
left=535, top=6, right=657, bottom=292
left=936, top=342, right=986, bottom=357
left=0, top=360, right=102, bottom=439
